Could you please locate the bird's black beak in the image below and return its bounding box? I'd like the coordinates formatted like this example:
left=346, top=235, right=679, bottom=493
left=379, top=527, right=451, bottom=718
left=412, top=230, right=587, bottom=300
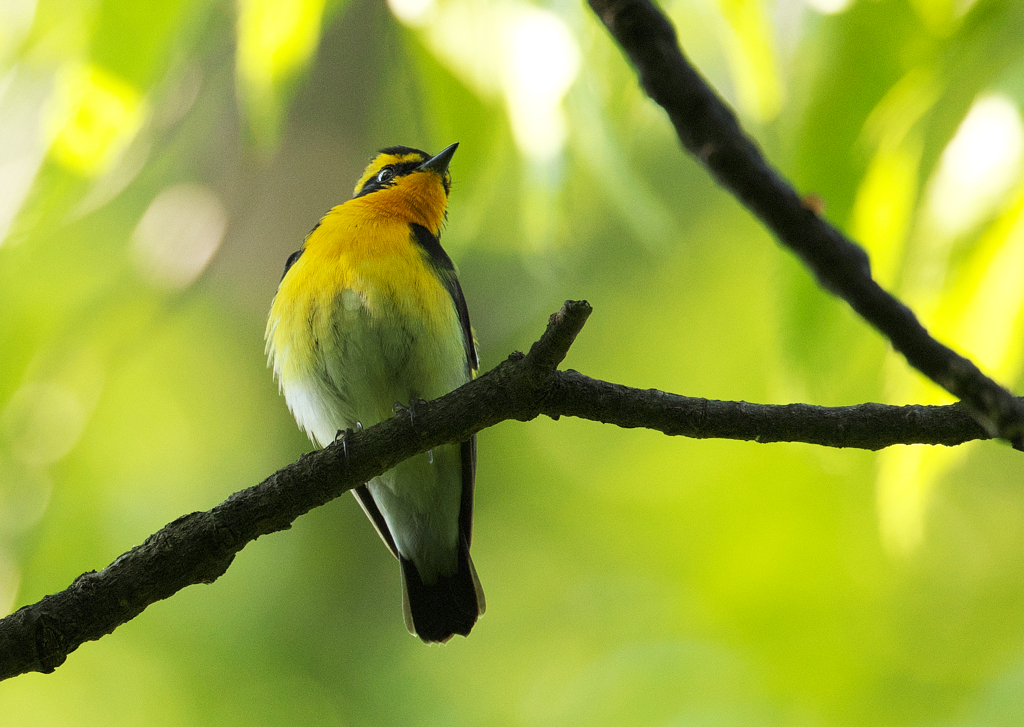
left=419, top=143, right=458, bottom=175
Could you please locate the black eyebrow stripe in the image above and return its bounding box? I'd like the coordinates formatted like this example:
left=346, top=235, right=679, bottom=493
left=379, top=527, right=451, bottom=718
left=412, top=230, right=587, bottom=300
left=379, top=146, right=428, bottom=158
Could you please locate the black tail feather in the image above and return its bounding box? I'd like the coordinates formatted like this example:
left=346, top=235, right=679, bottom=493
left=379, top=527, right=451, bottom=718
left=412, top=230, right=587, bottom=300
left=400, top=538, right=484, bottom=643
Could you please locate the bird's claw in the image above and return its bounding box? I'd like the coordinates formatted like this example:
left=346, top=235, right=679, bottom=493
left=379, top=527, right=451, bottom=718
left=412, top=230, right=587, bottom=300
left=394, top=398, right=429, bottom=426
left=334, top=422, right=362, bottom=463
left=335, top=428, right=353, bottom=463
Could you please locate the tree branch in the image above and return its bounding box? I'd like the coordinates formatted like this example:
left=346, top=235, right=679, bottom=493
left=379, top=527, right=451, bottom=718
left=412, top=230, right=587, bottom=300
left=548, top=370, right=995, bottom=448
left=587, top=0, right=1024, bottom=450
left=0, top=301, right=1010, bottom=681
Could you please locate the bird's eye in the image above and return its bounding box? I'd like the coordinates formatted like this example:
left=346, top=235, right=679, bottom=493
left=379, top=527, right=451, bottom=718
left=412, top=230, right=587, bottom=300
left=377, top=167, right=394, bottom=184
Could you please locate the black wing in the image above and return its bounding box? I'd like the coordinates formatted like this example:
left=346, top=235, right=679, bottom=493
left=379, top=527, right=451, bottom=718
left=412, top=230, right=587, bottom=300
left=278, top=220, right=325, bottom=281
left=411, top=222, right=478, bottom=546
left=280, top=248, right=303, bottom=280
left=409, top=223, right=478, bottom=372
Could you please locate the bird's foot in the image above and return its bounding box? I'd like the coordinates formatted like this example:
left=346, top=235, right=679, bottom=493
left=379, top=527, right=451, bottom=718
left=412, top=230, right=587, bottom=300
left=393, top=398, right=429, bottom=425
left=333, top=422, right=363, bottom=463
left=335, top=427, right=353, bottom=463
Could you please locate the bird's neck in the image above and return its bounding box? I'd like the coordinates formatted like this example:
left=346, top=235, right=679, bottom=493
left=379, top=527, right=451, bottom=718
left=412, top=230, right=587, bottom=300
left=348, top=175, right=448, bottom=234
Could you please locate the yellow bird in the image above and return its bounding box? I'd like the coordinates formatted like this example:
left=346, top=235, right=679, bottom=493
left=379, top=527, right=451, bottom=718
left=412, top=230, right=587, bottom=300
left=266, top=143, right=484, bottom=642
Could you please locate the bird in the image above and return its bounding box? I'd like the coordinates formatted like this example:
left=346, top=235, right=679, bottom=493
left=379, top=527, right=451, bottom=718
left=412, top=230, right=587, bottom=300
left=265, top=143, right=484, bottom=643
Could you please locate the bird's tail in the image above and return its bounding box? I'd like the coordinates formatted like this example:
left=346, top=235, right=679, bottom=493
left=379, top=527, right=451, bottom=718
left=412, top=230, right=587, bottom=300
left=400, top=537, right=485, bottom=643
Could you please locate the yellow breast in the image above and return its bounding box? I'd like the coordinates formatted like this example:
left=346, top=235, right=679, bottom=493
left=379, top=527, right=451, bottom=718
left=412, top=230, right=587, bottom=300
left=265, top=201, right=466, bottom=444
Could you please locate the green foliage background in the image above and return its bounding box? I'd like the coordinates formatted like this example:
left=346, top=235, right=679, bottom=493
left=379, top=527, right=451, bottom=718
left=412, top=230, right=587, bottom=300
left=1, top=0, right=1023, bottom=724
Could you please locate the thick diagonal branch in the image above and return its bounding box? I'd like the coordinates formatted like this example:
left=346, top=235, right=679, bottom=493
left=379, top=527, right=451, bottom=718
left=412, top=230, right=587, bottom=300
left=0, top=300, right=1009, bottom=682
left=587, top=0, right=1024, bottom=449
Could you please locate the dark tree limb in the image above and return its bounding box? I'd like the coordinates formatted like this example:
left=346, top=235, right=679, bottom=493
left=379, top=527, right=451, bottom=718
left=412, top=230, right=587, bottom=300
left=587, top=0, right=1024, bottom=450
left=0, top=301, right=1011, bottom=681
left=548, top=370, right=995, bottom=448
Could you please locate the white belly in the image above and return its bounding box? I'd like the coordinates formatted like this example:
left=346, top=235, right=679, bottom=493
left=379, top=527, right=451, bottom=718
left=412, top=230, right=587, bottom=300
left=280, top=288, right=470, bottom=578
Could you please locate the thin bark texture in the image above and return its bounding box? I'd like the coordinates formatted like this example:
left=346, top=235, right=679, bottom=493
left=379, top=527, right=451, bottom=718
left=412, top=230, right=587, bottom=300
left=587, top=0, right=1024, bottom=450
left=0, top=301, right=1011, bottom=681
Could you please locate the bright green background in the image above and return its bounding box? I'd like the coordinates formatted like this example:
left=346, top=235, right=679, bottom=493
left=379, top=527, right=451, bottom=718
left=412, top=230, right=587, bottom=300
left=1, top=0, right=1023, bottom=724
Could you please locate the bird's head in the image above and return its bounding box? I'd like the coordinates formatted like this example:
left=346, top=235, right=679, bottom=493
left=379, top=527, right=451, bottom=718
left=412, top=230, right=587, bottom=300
left=351, top=143, right=458, bottom=233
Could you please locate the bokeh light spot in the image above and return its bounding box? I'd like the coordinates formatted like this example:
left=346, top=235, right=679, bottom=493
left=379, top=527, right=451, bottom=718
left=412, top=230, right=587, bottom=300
left=1, top=382, right=88, bottom=466
left=926, top=94, right=1024, bottom=237
left=131, top=183, right=228, bottom=289
left=501, top=10, right=580, bottom=162
left=803, top=0, right=853, bottom=14
left=236, top=0, right=326, bottom=145
left=387, top=0, right=435, bottom=26
left=45, top=63, right=147, bottom=177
